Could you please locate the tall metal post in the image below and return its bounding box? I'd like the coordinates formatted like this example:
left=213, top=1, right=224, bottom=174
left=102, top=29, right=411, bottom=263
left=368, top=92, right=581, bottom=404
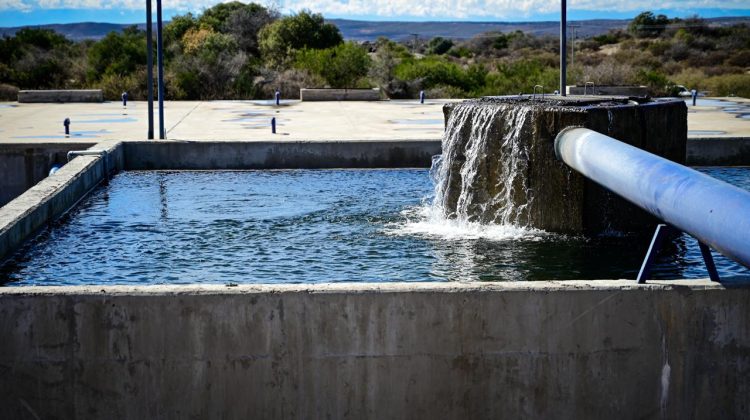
left=146, top=0, right=154, bottom=139
left=156, top=0, right=165, bottom=139
left=560, top=0, right=567, bottom=96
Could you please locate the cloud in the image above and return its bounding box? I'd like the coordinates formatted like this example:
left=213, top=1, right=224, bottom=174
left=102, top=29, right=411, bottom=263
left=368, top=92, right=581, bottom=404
left=281, top=0, right=750, bottom=18
left=0, top=0, right=748, bottom=17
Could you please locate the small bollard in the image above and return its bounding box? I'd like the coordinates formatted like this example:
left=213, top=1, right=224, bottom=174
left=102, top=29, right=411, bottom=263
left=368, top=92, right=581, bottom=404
left=275, top=90, right=280, bottom=106
left=419, top=90, right=425, bottom=104
left=271, top=117, right=276, bottom=134
left=691, top=89, right=697, bottom=107
left=122, top=91, right=128, bottom=107
left=63, top=118, right=70, bottom=136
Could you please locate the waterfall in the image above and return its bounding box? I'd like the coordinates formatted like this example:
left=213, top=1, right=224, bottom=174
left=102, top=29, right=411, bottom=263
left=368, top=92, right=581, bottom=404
left=431, top=101, right=534, bottom=226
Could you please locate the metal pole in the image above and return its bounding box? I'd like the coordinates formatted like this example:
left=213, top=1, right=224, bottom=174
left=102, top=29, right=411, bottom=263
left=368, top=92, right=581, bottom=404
left=156, top=0, right=165, bottom=139
left=560, top=0, right=567, bottom=96
left=555, top=127, right=750, bottom=269
left=146, top=0, right=154, bottom=139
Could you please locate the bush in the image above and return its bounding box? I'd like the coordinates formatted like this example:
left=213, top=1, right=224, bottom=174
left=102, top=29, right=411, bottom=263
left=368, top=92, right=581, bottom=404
left=580, top=58, right=638, bottom=86
left=726, top=50, right=750, bottom=68
left=704, top=74, right=750, bottom=98
left=394, top=57, right=481, bottom=93
left=96, top=68, right=148, bottom=100
left=426, top=37, right=453, bottom=55
left=629, top=11, right=670, bottom=38
left=480, top=59, right=558, bottom=95
left=447, top=46, right=472, bottom=58
left=636, top=69, right=677, bottom=96
left=0, top=28, right=74, bottom=89
left=87, top=26, right=147, bottom=82
left=295, top=42, right=371, bottom=88
left=369, top=38, right=411, bottom=88
left=253, top=67, right=324, bottom=99
left=0, top=83, right=18, bottom=101
left=592, top=31, right=625, bottom=46
left=259, top=10, right=342, bottom=68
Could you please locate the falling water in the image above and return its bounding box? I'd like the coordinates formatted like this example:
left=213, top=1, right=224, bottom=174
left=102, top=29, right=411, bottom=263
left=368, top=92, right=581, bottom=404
left=386, top=100, right=548, bottom=242
left=431, top=101, right=535, bottom=226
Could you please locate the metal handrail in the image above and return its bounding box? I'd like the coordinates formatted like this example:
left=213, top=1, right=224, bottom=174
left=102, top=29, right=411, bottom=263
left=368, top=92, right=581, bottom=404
left=532, top=85, right=545, bottom=100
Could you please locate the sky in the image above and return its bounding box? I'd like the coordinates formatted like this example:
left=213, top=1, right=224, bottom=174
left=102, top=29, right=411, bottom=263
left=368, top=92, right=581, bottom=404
left=0, top=0, right=749, bottom=26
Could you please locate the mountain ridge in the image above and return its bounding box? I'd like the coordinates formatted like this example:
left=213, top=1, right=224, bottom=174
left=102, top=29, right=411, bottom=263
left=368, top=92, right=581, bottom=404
left=1, top=16, right=749, bottom=42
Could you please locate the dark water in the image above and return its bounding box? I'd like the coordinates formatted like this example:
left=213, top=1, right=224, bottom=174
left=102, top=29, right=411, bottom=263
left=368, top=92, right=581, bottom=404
left=1, top=168, right=749, bottom=286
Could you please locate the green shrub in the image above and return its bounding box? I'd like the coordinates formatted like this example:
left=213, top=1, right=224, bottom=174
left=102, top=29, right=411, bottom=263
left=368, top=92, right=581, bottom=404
left=394, top=57, right=481, bottom=93
left=87, top=26, right=147, bottom=82
left=259, top=10, right=342, bottom=68
left=704, top=74, right=750, bottom=98
left=481, top=59, right=558, bottom=95
left=295, top=42, right=371, bottom=88
left=427, top=37, right=454, bottom=55
left=0, top=83, right=18, bottom=101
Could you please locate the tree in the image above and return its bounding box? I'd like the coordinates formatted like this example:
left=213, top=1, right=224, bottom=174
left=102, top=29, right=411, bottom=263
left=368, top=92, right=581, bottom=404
left=165, top=13, right=198, bottom=46
left=222, top=4, right=278, bottom=56
left=173, top=28, right=249, bottom=99
left=259, top=10, right=343, bottom=68
left=426, top=37, right=453, bottom=55
left=629, top=11, right=670, bottom=38
left=0, top=28, right=72, bottom=89
left=369, top=37, right=411, bottom=86
left=295, top=41, right=371, bottom=88
left=87, top=26, right=147, bottom=82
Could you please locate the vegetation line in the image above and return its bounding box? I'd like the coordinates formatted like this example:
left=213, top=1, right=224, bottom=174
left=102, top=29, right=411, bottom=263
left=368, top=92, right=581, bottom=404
left=1, top=6, right=748, bottom=100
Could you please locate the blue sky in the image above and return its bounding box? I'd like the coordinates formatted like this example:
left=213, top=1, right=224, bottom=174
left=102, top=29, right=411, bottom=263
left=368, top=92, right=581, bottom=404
left=0, top=1, right=748, bottom=26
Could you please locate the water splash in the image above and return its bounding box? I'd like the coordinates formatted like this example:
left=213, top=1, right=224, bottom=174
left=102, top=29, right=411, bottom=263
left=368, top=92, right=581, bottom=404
left=384, top=204, right=550, bottom=242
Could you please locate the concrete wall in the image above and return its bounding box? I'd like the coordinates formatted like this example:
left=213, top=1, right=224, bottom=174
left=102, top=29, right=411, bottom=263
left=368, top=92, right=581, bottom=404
left=687, top=137, right=750, bottom=166
left=0, top=142, right=97, bottom=207
left=17, top=90, right=103, bottom=103
left=0, top=280, right=748, bottom=419
left=124, top=140, right=440, bottom=170
left=300, top=88, right=381, bottom=101
left=0, top=142, right=122, bottom=262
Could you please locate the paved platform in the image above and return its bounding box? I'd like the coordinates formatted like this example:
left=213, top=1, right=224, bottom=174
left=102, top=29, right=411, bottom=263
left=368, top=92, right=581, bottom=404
left=0, top=97, right=747, bottom=143
left=0, top=99, right=451, bottom=143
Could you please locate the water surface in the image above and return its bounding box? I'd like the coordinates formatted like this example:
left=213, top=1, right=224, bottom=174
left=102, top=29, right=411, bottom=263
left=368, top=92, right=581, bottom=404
left=1, top=168, right=748, bottom=285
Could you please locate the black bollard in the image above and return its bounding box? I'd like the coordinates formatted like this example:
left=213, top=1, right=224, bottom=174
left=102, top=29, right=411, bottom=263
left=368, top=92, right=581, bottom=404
left=64, top=118, right=70, bottom=136
left=692, top=90, right=697, bottom=107
left=271, top=117, right=276, bottom=134
left=122, top=91, right=128, bottom=107
left=419, top=90, right=425, bottom=104
left=275, top=90, right=280, bottom=106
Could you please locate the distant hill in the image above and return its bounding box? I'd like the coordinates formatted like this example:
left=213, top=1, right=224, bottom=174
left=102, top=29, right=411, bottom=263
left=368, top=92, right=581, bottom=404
left=2, top=16, right=749, bottom=42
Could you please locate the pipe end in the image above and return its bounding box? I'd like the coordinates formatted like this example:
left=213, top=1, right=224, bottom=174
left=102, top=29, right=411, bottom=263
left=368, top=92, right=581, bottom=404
left=554, top=126, right=584, bottom=162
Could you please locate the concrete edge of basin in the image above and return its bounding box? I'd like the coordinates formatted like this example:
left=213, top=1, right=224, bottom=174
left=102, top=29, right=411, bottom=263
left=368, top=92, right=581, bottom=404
left=686, top=137, right=750, bottom=166
left=0, top=141, right=123, bottom=261
left=0, top=279, right=740, bottom=295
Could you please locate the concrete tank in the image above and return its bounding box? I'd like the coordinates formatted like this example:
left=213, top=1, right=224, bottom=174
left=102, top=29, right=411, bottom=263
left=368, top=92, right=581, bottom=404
left=437, top=96, right=687, bottom=234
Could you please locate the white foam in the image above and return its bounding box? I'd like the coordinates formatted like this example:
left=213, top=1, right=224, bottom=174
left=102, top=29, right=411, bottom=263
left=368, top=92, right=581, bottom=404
left=384, top=205, right=551, bottom=242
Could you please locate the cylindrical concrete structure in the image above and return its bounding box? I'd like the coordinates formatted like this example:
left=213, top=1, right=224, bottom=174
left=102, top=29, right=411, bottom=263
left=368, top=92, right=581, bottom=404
left=555, top=127, right=750, bottom=268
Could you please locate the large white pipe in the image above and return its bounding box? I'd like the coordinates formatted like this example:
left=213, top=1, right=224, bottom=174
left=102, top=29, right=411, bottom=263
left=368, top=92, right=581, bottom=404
left=555, top=127, right=750, bottom=268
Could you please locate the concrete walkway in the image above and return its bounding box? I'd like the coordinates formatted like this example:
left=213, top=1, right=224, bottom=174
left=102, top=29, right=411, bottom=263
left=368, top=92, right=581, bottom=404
left=0, top=97, right=748, bottom=143
left=0, top=99, right=451, bottom=143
